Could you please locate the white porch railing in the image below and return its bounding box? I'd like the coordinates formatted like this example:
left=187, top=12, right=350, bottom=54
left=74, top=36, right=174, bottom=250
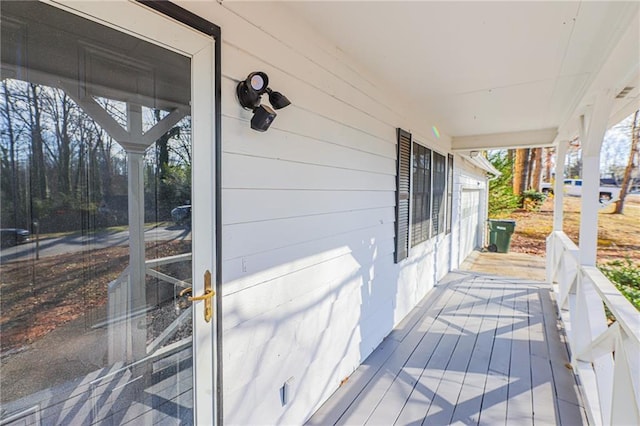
left=547, top=231, right=640, bottom=426
left=107, top=253, right=192, bottom=363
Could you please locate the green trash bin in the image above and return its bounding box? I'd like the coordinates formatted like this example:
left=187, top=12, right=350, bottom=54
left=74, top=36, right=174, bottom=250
left=487, top=219, right=516, bottom=253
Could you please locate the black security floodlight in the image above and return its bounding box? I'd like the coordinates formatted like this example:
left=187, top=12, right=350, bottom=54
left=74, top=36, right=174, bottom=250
left=236, top=71, right=290, bottom=132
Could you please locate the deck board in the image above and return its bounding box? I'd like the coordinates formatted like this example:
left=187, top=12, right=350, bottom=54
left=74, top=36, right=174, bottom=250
left=389, top=278, right=475, bottom=426
left=335, top=280, right=469, bottom=425
left=307, top=285, right=452, bottom=426
left=446, top=279, right=500, bottom=425
left=307, top=271, right=587, bottom=426
left=419, top=277, right=492, bottom=426
left=449, top=282, right=502, bottom=425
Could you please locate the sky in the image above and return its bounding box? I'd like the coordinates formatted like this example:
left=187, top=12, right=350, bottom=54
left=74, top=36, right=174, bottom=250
left=600, top=112, right=637, bottom=176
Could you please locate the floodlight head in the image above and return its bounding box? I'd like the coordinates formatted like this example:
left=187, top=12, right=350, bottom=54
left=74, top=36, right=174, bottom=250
left=247, top=71, right=269, bottom=94
left=236, top=71, right=269, bottom=110
left=267, top=88, right=291, bottom=110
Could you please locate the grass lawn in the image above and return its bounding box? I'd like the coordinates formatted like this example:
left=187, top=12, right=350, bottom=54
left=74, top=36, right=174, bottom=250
left=493, top=194, right=640, bottom=263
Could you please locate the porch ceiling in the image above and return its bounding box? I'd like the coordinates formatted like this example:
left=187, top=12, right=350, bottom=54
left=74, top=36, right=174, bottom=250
left=285, top=1, right=640, bottom=148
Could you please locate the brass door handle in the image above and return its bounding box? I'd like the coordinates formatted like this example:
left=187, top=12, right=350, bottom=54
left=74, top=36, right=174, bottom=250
left=188, top=289, right=214, bottom=302
left=179, top=270, right=214, bottom=322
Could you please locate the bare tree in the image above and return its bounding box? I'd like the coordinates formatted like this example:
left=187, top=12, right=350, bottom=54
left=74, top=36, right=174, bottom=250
left=42, top=88, right=77, bottom=196
left=1, top=81, right=21, bottom=226
left=613, top=110, right=639, bottom=214
left=27, top=84, right=48, bottom=201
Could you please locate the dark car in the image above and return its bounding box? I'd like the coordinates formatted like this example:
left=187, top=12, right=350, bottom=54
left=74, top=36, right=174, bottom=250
left=1, top=228, right=30, bottom=248
left=171, top=205, right=191, bottom=226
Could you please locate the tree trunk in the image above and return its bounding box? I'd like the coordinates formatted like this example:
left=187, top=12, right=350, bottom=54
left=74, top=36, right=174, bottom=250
left=95, top=126, right=113, bottom=203
left=28, top=84, right=47, bottom=202
left=614, top=110, right=639, bottom=214
left=525, top=149, right=532, bottom=189
left=53, top=91, right=72, bottom=196
left=531, top=148, right=543, bottom=191
left=545, top=147, right=554, bottom=182
left=513, top=148, right=528, bottom=197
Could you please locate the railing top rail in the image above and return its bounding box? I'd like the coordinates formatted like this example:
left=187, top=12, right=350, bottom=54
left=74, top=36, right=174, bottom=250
left=552, top=231, right=639, bottom=343
left=552, top=230, right=579, bottom=252
left=107, top=265, right=129, bottom=289
left=145, top=252, right=192, bottom=268
left=582, top=265, right=640, bottom=343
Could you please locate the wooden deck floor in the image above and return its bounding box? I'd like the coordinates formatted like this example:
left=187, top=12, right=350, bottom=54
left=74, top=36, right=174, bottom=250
left=307, top=270, right=587, bottom=426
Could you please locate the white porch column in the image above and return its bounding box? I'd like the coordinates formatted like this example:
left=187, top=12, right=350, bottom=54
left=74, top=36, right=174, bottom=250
left=577, top=90, right=615, bottom=266
left=553, top=141, right=568, bottom=231
left=127, top=149, right=147, bottom=362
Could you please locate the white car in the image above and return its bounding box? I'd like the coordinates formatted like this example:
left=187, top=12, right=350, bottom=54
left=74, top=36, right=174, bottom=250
left=562, top=179, right=621, bottom=202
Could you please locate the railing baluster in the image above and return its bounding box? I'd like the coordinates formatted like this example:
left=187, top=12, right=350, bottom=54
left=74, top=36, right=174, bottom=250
left=547, top=231, right=640, bottom=426
left=106, top=254, right=192, bottom=363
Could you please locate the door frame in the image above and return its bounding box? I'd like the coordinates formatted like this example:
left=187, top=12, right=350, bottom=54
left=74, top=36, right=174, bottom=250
left=44, top=1, right=223, bottom=424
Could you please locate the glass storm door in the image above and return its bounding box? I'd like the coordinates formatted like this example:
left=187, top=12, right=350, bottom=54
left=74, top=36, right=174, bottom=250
left=0, top=1, right=216, bottom=424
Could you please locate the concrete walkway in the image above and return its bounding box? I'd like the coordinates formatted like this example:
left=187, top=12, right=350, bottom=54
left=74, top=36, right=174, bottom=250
left=461, top=250, right=547, bottom=281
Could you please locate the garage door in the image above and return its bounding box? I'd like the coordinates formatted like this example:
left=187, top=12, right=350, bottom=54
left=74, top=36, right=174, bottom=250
left=459, top=189, right=481, bottom=262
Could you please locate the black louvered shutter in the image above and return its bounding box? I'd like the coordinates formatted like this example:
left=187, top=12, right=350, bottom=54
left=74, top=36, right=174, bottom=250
left=446, top=154, right=454, bottom=234
left=395, top=128, right=411, bottom=263
left=432, top=152, right=446, bottom=235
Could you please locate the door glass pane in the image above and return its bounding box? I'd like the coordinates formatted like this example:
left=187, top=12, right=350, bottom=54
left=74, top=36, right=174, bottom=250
left=1, top=2, right=194, bottom=424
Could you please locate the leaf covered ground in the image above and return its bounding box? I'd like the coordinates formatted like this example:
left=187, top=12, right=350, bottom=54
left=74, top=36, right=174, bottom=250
left=493, top=194, right=640, bottom=263
left=0, top=240, right=190, bottom=354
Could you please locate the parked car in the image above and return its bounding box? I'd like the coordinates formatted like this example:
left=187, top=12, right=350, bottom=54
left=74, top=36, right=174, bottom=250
left=563, top=178, right=621, bottom=202
left=171, top=205, right=191, bottom=226
left=0, top=228, right=30, bottom=248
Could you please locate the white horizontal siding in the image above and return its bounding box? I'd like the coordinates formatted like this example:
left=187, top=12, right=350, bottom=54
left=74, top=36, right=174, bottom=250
left=223, top=189, right=394, bottom=225
left=223, top=224, right=395, bottom=292
left=436, top=233, right=452, bottom=281
left=224, top=153, right=394, bottom=191
left=223, top=252, right=398, bottom=390
left=172, top=2, right=472, bottom=425
left=223, top=207, right=394, bottom=259
left=222, top=114, right=395, bottom=174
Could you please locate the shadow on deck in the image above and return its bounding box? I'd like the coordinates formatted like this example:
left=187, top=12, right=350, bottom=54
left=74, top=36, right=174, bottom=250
left=307, top=251, right=587, bottom=426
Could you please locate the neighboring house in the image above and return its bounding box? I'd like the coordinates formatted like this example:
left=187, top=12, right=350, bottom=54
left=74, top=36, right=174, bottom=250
left=0, top=1, right=637, bottom=426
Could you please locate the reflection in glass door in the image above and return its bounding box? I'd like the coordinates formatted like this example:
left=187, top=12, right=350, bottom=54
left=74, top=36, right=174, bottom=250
left=0, top=2, right=207, bottom=424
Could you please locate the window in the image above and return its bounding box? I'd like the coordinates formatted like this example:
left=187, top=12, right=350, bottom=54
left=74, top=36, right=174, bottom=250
left=395, top=129, right=453, bottom=262
left=446, top=154, right=454, bottom=234
left=432, top=152, right=446, bottom=236
left=412, top=143, right=431, bottom=246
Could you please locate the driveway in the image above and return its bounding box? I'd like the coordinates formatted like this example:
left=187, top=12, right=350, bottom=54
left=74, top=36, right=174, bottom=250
left=0, top=225, right=191, bottom=264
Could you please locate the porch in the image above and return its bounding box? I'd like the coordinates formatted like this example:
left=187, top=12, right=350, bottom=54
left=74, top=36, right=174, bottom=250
left=307, top=252, right=586, bottom=425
